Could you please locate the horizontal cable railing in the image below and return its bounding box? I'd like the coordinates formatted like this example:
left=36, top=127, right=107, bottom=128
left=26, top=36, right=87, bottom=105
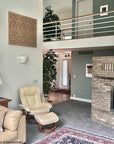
left=43, top=10, right=114, bottom=42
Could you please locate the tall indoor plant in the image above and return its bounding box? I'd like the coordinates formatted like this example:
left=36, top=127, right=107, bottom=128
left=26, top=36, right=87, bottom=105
left=43, top=49, right=58, bottom=100
left=43, top=6, right=61, bottom=41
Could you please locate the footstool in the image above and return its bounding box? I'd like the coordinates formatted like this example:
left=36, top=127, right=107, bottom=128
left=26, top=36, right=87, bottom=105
left=35, top=112, right=59, bottom=133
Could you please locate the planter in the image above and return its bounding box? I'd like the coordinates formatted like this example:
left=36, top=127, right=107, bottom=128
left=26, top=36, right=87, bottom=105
left=43, top=94, right=49, bottom=102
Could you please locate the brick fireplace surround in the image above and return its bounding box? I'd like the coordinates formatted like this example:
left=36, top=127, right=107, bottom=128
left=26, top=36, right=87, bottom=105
left=92, top=56, right=114, bottom=129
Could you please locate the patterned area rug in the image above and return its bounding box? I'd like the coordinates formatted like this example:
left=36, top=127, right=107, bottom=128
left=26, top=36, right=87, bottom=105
left=32, top=127, right=114, bottom=144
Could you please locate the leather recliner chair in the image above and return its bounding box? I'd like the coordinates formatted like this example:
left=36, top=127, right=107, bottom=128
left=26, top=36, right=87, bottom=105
left=19, top=86, right=52, bottom=124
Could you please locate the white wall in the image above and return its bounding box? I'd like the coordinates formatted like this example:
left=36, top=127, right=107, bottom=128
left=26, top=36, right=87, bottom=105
left=0, top=0, right=43, bottom=109
left=44, top=36, right=114, bottom=50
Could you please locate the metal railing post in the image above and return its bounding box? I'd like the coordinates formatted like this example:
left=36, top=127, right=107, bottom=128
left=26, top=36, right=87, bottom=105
left=56, top=23, right=57, bottom=40
left=72, top=0, right=76, bottom=39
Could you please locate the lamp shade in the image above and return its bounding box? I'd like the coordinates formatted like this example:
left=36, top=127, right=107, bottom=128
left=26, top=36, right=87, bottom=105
left=0, top=76, right=3, bottom=85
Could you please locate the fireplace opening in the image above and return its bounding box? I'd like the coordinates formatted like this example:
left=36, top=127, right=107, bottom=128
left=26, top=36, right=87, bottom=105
left=111, top=86, right=114, bottom=110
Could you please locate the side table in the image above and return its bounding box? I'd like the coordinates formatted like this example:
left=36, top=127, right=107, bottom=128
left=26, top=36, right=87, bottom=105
left=0, top=97, right=12, bottom=108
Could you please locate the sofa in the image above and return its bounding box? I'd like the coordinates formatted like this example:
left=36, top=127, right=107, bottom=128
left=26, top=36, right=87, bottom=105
left=0, top=106, right=26, bottom=144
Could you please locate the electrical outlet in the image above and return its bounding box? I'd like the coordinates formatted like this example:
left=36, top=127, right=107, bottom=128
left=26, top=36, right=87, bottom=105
left=33, top=80, right=38, bottom=85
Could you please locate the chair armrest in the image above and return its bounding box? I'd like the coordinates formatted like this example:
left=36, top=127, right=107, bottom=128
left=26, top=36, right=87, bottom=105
left=42, top=102, right=52, bottom=109
left=19, top=104, right=30, bottom=112
left=17, top=115, right=26, bottom=143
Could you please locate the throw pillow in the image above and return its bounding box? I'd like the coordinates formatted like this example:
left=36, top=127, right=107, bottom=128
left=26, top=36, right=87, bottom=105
left=4, top=110, right=22, bottom=132
left=0, top=111, right=6, bottom=132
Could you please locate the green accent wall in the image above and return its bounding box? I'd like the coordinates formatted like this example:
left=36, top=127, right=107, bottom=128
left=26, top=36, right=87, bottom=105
left=93, top=0, right=114, bottom=37
left=71, top=49, right=114, bottom=101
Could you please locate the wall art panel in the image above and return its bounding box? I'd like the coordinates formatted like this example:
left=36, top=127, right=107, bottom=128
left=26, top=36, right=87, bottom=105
left=8, top=12, right=37, bottom=47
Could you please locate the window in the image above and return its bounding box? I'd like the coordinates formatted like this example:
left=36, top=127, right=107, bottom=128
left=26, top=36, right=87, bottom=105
left=100, top=5, right=108, bottom=16
left=62, top=60, right=68, bottom=86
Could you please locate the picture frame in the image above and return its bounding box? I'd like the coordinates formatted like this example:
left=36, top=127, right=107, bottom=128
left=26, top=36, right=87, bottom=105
left=86, top=64, right=92, bottom=78
left=100, top=5, right=108, bottom=16
left=8, top=12, right=37, bottom=47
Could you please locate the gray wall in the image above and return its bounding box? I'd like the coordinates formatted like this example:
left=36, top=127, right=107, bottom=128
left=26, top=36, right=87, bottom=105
left=71, top=49, right=114, bottom=101
left=93, top=0, right=114, bottom=13
left=93, top=0, right=114, bottom=37
left=0, top=0, right=43, bottom=109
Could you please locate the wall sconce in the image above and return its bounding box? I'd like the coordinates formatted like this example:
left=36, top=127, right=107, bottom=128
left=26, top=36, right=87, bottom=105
left=17, top=56, right=29, bottom=64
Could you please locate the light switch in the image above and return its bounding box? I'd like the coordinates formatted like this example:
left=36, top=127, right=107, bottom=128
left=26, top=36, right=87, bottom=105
left=33, top=80, right=38, bottom=84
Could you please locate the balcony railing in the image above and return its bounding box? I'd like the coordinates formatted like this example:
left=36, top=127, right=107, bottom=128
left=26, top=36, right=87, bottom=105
left=43, top=10, right=114, bottom=42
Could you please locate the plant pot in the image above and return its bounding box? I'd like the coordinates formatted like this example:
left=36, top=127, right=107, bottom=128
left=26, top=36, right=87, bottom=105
left=43, top=94, right=49, bottom=102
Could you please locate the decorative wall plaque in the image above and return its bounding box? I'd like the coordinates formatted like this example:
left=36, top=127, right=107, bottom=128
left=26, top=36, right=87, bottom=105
left=86, top=64, right=92, bottom=78
left=8, top=12, right=37, bottom=47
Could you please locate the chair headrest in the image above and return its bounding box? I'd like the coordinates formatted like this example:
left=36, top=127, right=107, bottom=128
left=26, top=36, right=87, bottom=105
left=20, top=86, right=40, bottom=96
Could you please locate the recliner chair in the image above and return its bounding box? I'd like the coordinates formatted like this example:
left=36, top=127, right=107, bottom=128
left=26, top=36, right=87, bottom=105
left=19, top=86, right=52, bottom=124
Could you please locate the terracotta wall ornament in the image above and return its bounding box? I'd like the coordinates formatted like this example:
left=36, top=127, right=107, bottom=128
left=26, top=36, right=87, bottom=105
left=8, top=12, right=37, bottom=47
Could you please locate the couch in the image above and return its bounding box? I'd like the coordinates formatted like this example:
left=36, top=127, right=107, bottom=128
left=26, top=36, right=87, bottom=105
left=0, top=106, right=26, bottom=144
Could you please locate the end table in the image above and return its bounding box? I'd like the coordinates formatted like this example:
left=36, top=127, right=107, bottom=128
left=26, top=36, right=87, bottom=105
left=0, top=97, right=12, bottom=108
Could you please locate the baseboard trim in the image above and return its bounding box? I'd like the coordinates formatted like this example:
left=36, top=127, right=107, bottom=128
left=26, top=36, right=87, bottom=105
left=70, top=97, right=92, bottom=103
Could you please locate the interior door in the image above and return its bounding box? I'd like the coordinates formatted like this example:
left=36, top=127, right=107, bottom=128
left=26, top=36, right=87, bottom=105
left=76, top=0, right=93, bottom=38
left=62, top=59, right=71, bottom=89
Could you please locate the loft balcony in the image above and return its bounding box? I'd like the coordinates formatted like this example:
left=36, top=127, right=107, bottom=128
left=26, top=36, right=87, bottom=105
left=43, top=10, right=114, bottom=50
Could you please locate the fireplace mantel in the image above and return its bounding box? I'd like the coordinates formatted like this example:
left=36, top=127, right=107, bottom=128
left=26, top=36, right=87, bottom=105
left=93, top=76, right=114, bottom=80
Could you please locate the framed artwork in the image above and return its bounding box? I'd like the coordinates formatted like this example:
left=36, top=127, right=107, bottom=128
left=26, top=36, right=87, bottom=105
left=86, top=64, right=92, bottom=78
left=100, top=5, right=108, bottom=16
left=8, top=12, right=37, bottom=47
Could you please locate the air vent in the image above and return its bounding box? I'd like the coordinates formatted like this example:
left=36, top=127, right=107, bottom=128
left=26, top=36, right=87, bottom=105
left=78, top=51, right=93, bottom=55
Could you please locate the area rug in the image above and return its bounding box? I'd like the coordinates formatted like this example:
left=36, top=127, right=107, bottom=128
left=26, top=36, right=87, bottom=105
left=32, top=127, right=114, bottom=144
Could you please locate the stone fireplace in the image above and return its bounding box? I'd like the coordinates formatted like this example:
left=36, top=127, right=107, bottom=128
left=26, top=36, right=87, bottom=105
left=92, top=56, right=114, bottom=129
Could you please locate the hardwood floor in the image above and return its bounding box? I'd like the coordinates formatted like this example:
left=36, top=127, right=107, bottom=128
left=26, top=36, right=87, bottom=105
left=49, top=90, right=71, bottom=105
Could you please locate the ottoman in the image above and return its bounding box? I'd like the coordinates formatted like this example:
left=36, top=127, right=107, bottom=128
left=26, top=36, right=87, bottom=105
left=35, top=112, right=59, bottom=133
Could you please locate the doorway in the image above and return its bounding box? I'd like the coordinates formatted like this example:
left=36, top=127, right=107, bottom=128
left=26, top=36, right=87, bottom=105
left=62, top=59, right=71, bottom=89
left=76, top=0, right=93, bottom=38
left=48, top=50, right=71, bottom=105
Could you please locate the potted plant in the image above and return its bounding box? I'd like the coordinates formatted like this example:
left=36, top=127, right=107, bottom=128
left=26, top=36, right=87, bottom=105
left=43, top=6, right=61, bottom=41
left=43, top=49, right=58, bottom=102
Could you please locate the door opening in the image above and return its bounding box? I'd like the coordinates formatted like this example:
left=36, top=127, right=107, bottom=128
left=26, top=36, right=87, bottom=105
left=43, top=50, right=71, bottom=105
